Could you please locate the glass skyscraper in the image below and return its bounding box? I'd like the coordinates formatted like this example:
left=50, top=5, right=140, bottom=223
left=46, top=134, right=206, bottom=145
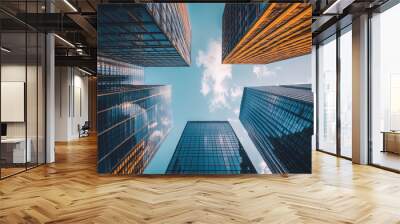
left=98, top=3, right=191, bottom=67
left=166, top=121, right=256, bottom=174
left=97, top=3, right=191, bottom=174
left=222, top=3, right=311, bottom=64
left=239, top=85, right=313, bottom=174
left=222, top=3, right=268, bottom=61
left=97, top=57, right=145, bottom=93
left=97, top=83, right=172, bottom=174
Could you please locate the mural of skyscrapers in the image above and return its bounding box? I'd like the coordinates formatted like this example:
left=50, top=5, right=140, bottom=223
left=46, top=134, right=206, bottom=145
left=239, top=85, right=313, bottom=174
left=222, top=3, right=312, bottom=64
left=97, top=3, right=190, bottom=174
left=166, top=121, right=257, bottom=174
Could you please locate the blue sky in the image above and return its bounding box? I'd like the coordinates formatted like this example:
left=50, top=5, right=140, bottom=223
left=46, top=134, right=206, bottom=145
left=144, top=3, right=311, bottom=174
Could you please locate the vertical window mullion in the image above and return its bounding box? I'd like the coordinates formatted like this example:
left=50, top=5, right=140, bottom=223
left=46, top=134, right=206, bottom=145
left=336, top=28, right=341, bottom=157
left=36, top=0, right=39, bottom=167
left=0, top=18, right=2, bottom=179
left=315, top=44, right=319, bottom=151
left=25, top=0, right=28, bottom=171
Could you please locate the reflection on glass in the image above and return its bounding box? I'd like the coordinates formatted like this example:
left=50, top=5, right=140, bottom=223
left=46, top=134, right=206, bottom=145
left=371, top=3, right=400, bottom=171
left=0, top=1, right=47, bottom=178
left=38, top=33, right=46, bottom=165
left=1, top=32, right=27, bottom=177
left=340, top=26, right=352, bottom=158
left=27, top=32, right=38, bottom=169
left=390, top=75, right=400, bottom=130
left=318, top=35, right=337, bottom=154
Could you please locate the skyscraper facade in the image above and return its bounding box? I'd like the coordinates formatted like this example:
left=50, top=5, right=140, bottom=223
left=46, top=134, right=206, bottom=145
left=97, top=3, right=191, bottom=174
left=166, top=121, right=257, bottom=174
left=222, top=3, right=312, bottom=64
left=97, top=83, right=172, bottom=174
left=97, top=57, right=145, bottom=93
left=239, top=85, right=313, bottom=174
left=98, top=3, right=191, bottom=67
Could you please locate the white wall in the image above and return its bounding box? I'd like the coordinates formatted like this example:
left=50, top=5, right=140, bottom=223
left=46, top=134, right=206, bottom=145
left=55, top=67, right=89, bottom=141
left=1, top=64, right=39, bottom=137
left=1, top=63, right=46, bottom=164
left=1, top=64, right=26, bottom=139
left=72, top=72, right=89, bottom=138
left=55, top=66, right=69, bottom=141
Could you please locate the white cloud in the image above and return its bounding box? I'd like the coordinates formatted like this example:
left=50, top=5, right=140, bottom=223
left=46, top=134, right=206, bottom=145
left=149, top=130, right=164, bottom=142
left=161, top=116, right=172, bottom=127
left=227, top=117, right=236, bottom=123
left=200, top=81, right=210, bottom=95
left=196, top=40, right=232, bottom=111
left=233, top=108, right=240, bottom=116
left=253, top=65, right=276, bottom=79
left=230, top=86, right=242, bottom=100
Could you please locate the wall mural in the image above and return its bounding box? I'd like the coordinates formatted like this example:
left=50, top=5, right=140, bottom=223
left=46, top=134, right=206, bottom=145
left=97, top=3, right=313, bottom=175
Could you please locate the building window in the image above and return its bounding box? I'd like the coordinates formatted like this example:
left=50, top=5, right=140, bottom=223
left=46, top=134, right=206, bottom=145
left=370, top=3, right=400, bottom=171
left=340, top=25, right=352, bottom=158
left=318, top=35, right=337, bottom=154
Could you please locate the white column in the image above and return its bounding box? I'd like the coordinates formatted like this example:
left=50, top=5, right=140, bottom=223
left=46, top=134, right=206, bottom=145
left=352, top=14, right=369, bottom=164
left=46, top=33, right=55, bottom=163
left=46, top=1, right=55, bottom=163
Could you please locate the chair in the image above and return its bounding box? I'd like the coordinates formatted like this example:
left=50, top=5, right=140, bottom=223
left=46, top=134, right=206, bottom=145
left=78, top=121, right=90, bottom=138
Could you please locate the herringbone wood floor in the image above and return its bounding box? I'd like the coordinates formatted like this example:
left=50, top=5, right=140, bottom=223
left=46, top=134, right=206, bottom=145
left=1, top=136, right=400, bottom=224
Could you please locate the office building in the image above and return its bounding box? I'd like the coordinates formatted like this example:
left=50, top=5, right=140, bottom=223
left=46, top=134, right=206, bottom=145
left=97, top=56, right=145, bottom=93
left=97, top=84, right=172, bottom=174
left=239, top=85, right=313, bottom=173
left=222, top=3, right=312, bottom=64
left=96, top=3, right=190, bottom=174
left=166, top=121, right=256, bottom=174
left=98, top=3, right=191, bottom=67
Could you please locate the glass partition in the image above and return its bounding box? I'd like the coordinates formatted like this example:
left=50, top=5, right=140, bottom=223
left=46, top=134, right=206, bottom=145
left=0, top=1, right=46, bottom=179
left=1, top=31, right=28, bottom=177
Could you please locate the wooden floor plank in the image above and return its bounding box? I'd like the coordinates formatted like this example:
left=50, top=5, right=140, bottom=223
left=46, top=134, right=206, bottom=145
left=1, top=135, right=400, bottom=223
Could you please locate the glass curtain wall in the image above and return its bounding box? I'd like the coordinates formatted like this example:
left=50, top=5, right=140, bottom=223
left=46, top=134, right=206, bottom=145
left=340, top=25, right=352, bottom=158
left=317, top=24, right=353, bottom=159
left=370, top=3, right=400, bottom=171
left=0, top=1, right=46, bottom=179
left=317, top=34, right=337, bottom=154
